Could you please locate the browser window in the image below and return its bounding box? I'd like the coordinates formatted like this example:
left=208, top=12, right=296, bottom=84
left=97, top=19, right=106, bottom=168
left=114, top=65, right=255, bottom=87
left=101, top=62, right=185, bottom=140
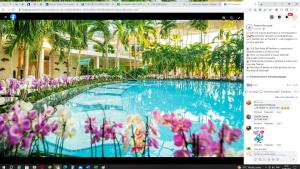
left=0, top=1, right=299, bottom=169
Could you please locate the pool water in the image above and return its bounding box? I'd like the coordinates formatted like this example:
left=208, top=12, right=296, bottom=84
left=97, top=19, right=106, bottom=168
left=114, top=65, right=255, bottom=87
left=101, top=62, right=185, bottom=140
left=45, top=80, right=244, bottom=157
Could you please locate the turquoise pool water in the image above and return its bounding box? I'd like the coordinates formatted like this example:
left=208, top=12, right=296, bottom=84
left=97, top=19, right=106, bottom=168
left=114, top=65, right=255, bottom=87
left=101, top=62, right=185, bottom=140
left=46, top=80, right=244, bottom=157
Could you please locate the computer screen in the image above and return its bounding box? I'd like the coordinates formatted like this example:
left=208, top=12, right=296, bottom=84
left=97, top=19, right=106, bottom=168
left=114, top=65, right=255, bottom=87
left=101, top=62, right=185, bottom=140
left=0, top=1, right=299, bottom=169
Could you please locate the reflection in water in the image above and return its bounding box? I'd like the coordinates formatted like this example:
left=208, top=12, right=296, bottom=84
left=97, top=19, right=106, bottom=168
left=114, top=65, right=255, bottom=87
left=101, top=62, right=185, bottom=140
left=58, top=80, right=244, bottom=156
left=122, top=80, right=244, bottom=152
left=122, top=80, right=243, bottom=127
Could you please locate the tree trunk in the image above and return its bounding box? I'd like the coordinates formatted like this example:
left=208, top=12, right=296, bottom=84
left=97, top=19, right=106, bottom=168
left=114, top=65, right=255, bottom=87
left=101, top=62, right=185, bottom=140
left=48, top=54, right=52, bottom=78
left=105, top=44, right=109, bottom=69
left=115, top=40, right=120, bottom=69
left=67, top=50, right=71, bottom=76
left=174, top=67, right=177, bottom=76
left=168, top=31, right=171, bottom=44
left=186, top=67, right=189, bottom=78
left=129, top=47, right=132, bottom=70
left=134, top=44, right=137, bottom=69
left=138, top=48, right=142, bottom=69
left=17, top=46, right=24, bottom=79
left=95, top=56, right=100, bottom=69
left=23, top=45, right=30, bottom=79
left=38, top=47, right=45, bottom=79
left=76, top=51, right=81, bottom=76
left=50, top=54, right=55, bottom=79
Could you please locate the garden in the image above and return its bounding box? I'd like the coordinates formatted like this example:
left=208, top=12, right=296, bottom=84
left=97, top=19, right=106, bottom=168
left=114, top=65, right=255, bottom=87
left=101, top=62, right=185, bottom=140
left=0, top=19, right=243, bottom=157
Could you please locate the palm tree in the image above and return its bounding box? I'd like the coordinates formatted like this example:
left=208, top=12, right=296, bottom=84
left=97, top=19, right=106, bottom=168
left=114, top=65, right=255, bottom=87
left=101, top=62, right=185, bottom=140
left=124, top=20, right=137, bottom=70
left=62, top=20, right=81, bottom=76
left=93, top=39, right=115, bottom=69
left=189, top=43, right=211, bottom=78
left=71, top=21, right=89, bottom=76
left=0, top=21, right=13, bottom=48
left=230, top=29, right=243, bottom=78
left=88, top=20, right=111, bottom=69
left=160, top=20, right=176, bottom=44
left=112, top=20, right=129, bottom=69
left=128, top=20, right=156, bottom=68
left=210, top=29, right=243, bottom=79
left=47, top=22, right=69, bottom=78
left=190, top=20, right=208, bottom=43
left=4, top=20, right=43, bottom=79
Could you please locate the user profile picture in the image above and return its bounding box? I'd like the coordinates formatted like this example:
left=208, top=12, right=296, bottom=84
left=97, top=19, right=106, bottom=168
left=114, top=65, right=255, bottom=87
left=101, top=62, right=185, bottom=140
left=246, top=147, right=251, bottom=150
left=246, top=125, right=252, bottom=131
left=237, top=165, right=242, bottom=169
left=246, top=100, right=251, bottom=106
left=246, top=114, right=251, bottom=120
left=246, top=24, right=253, bottom=31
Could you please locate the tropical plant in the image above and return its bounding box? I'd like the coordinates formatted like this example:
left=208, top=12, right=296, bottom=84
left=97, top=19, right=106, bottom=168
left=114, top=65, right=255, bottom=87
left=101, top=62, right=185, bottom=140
left=88, top=20, right=112, bottom=69
left=143, top=28, right=243, bottom=79
left=159, top=20, right=177, bottom=43
left=112, top=20, right=129, bottom=69
left=190, top=20, right=208, bottom=43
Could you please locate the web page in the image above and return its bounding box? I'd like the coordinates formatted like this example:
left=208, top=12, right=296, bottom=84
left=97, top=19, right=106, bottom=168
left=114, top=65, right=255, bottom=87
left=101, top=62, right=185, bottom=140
left=0, top=1, right=299, bottom=169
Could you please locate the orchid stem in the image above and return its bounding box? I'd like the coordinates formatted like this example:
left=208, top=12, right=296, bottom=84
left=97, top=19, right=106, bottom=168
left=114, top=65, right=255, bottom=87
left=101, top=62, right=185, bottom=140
left=131, top=124, right=138, bottom=157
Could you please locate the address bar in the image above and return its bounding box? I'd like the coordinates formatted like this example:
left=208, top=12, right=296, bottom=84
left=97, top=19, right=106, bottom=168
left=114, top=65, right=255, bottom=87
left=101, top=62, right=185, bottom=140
left=19, top=7, right=243, bottom=13
left=20, top=7, right=140, bottom=12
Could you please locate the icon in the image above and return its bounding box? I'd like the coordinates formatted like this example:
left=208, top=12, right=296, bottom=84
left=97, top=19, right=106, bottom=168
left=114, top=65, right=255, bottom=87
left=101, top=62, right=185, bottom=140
left=246, top=114, right=251, bottom=120
left=285, top=15, right=289, bottom=19
left=33, top=166, right=37, bottom=169
left=71, top=166, right=75, bottom=169
left=101, top=166, right=105, bottom=169
left=246, top=24, right=253, bottom=31
left=78, top=166, right=82, bottom=169
left=40, top=165, right=44, bottom=169
left=2, top=166, right=6, bottom=169
left=86, top=166, right=90, bottom=169
left=17, top=166, right=21, bottom=169
left=270, top=15, right=274, bottom=20
left=246, top=100, right=251, bottom=106
left=9, top=14, right=16, bottom=20
left=246, top=125, right=251, bottom=131
left=25, top=166, right=29, bottom=169
left=47, top=166, right=52, bottom=169
left=63, top=166, right=67, bottom=169
left=9, top=166, right=13, bottom=169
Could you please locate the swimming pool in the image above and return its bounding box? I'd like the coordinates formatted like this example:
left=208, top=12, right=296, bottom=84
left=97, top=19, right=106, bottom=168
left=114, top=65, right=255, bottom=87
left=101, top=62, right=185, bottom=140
left=45, top=80, right=244, bottom=157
